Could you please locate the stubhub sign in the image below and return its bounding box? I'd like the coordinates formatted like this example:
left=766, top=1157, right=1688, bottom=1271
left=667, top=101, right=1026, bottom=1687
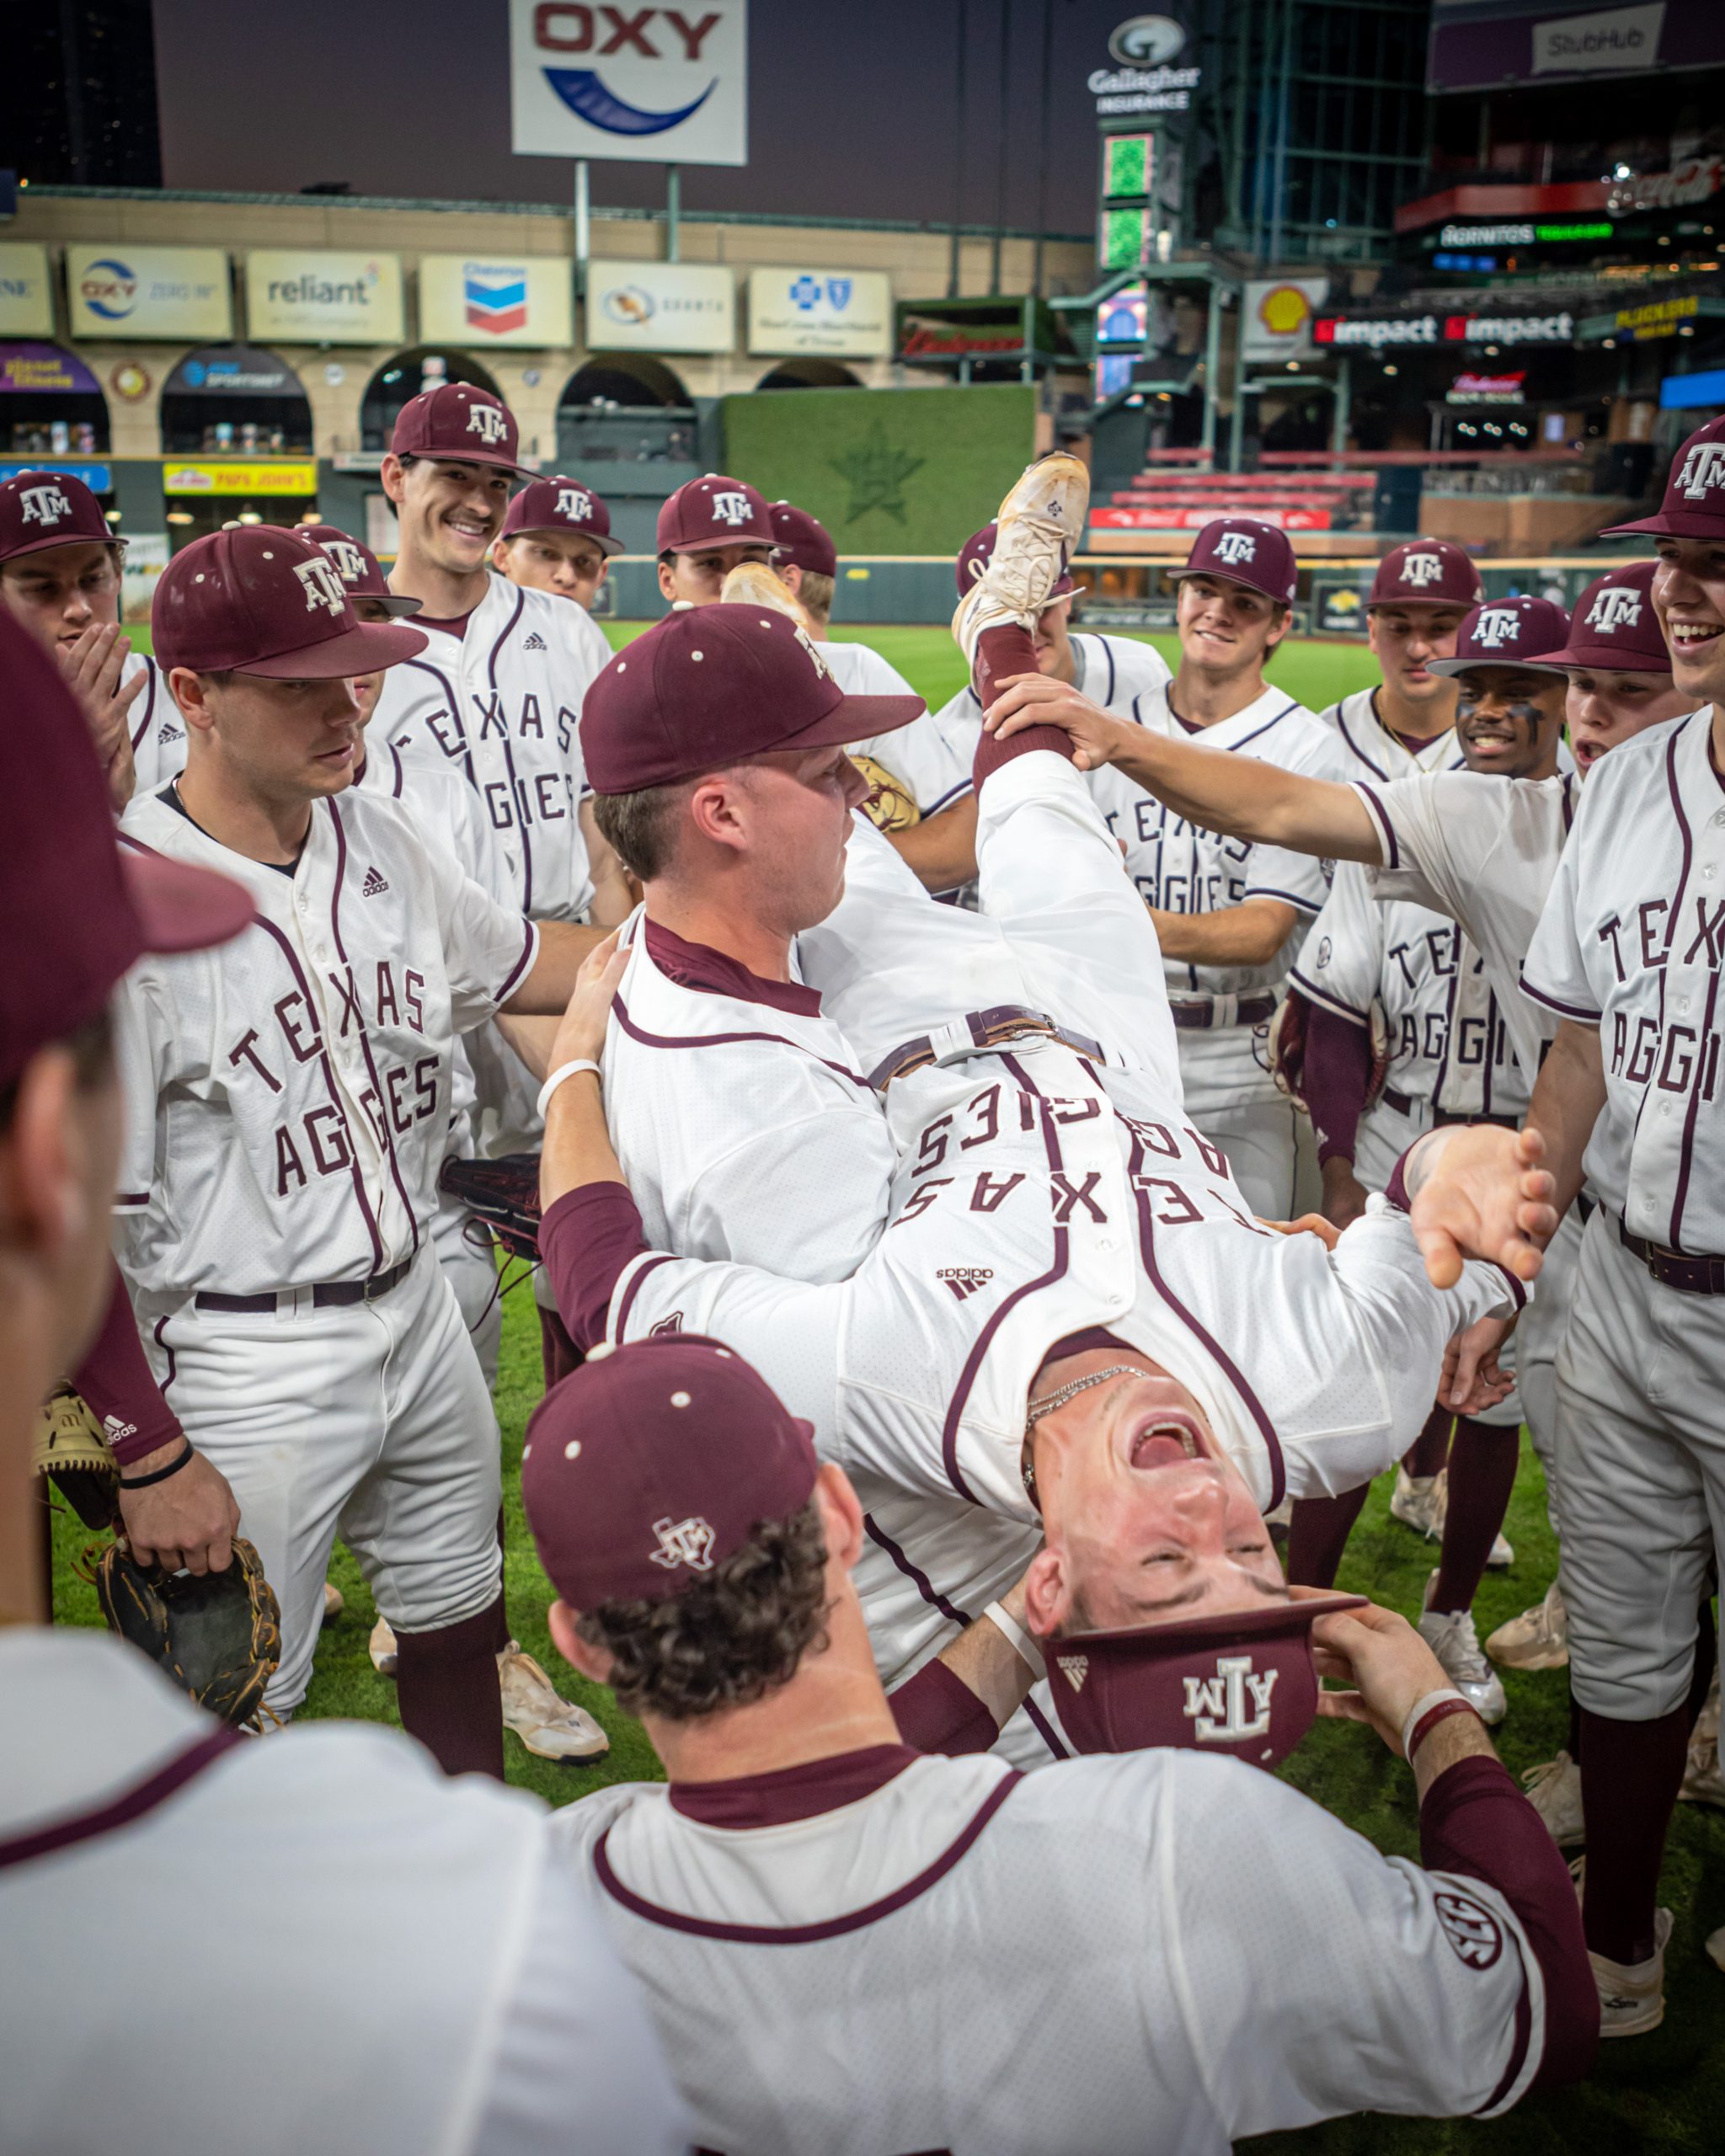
left=510, top=0, right=748, bottom=167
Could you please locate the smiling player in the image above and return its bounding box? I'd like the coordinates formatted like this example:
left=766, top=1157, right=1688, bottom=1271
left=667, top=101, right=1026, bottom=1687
left=1319, top=539, right=1482, bottom=782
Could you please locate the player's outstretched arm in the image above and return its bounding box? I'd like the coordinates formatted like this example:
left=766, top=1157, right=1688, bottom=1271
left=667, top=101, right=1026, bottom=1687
left=1522, top=1019, right=1605, bottom=1226
left=504, top=917, right=611, bottom=1016
left=1402, top=1123, right=1559, bottom=1289
left=983, top=672, right=1382, bottom=864
left=539, top=930, right=632, bottom=1209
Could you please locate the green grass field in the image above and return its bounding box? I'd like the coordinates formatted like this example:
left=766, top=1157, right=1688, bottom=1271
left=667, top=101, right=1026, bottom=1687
left=61, top=622, right=1723, bottom=2150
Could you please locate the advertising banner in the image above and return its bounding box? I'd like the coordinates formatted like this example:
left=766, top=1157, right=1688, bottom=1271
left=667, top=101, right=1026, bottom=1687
left=419, top=254, right=574, bottom=349
left=747, top=270, right=891, bottom=358
left=163, top=461, right=319, bottom=496
left=0, top=343, right=104, bottom=396
left=163, top=346, right=307, bottom=398
left=67, top=246, right=232, bottom=341
left=1314, top=309, right=1575, bottom=350
left=1427, top=2, right=1725, bottom=93
left=244, top=253, right=404, bottom=345
left=1242, top=277, right=1330, bottom=362
left=510, top=0, right=748, bottom=167
left=0, top=245, right=54, bottom=338
left=1092, top=504, right=1332, bottom=532
left=586, top=261, right=734, bottom=353
left=0, top=461, right=112, bottom=491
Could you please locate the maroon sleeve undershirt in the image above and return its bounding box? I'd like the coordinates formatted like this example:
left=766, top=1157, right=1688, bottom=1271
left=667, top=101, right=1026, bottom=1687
left=1303, top=1003, right=1373, bottom=1169
left=1418, top=1753, right=1599, bottom=2092
left=537, top=1183, right=649, bottom=1353
left=887, top=1657, right=1000, bottom=1755
left=71, top=1262, right=183, bottom=1468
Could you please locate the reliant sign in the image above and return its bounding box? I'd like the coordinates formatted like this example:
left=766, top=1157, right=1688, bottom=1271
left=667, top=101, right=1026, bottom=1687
left=747, top=270, right=891, bottom=358
left=245, top=253, right=405, bottom=345
left=510, top=0, right=747, bottom=167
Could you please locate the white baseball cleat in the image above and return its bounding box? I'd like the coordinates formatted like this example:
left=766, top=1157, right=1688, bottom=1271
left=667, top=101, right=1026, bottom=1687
left=1390, top=1466, right=1444, bottom=1538
left=952, top=451, right=1090, bottom=661
left=1680, top=1668, right=1723, bottom=1810
left=1519, top=1749, right=1584, bottom=1848
left=369, top=1614, right=398, bottom=1677
left=1487, top=1576, right=1568, bottom=1670
left=1418, top=1574, right=1507, bottom=1723
left=499, top=1641, right=610, bottom=1764
left=322, top=1579, right=344, bottom=1622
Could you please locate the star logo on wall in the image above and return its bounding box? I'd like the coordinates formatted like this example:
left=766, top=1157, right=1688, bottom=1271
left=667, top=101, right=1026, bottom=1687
left=830, top=421, right=925, bottom=524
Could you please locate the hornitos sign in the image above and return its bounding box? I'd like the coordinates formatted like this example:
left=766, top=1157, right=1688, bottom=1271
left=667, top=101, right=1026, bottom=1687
left=1092, top=15, right=1199, bottom=115
left=67, top=246, right=232, bottom=340
left=510, top=0, right=747, bottom=167
left=245, top=253, right=405, bottom=345
left=747, top=270, right=891, bottom=358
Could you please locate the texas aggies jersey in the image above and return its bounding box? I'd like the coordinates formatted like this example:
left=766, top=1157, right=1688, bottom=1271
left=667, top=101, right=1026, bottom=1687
left=371, top=571, right=600, bottom=921
left=821, top=640, right=974, bottom=820
left=1524, top=708, right=1725, bottom=1250
left=1321, top=687, right=1465, bottom=785
left=1088, top=682, right=1348, bottom=1001
left=1354, top=770, right=1577, bottom=1079
left=553, top=1746, right=1552, bottom=2155
left=1294, top=863, right=1529, bottom=1122
left=124, top=650, right=188, bottom=794
left=113, top=786, right=537, bottom=1302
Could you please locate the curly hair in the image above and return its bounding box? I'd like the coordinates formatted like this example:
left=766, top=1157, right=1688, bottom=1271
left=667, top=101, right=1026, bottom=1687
left=573, top=1498, right=831, bottom=1721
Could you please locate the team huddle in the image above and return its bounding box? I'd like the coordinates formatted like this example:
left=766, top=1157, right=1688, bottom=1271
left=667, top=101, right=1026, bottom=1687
left=4, top=382, right=1725, bottom=2151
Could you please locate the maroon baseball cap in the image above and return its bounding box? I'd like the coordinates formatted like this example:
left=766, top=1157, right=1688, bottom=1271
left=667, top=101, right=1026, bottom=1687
left=956, top=520, right=1075, bottom=605
left=1044, top=1593, right=1367, bottom=1770
left=769, top=501, right=837, bottom=579
left=521, top=1336, right=820, bottom=1609
left=1513, top=562, right=1670, bottom=676
left=0, top=470, right=125, bottom=565
left=1428, top=595, right=1571, bottom=677
left=583, top=604, right=922, bottom=793
left=657, top=473, right=775, bottom=553
left=1368, top=538, right=1482, bottom=610
left=390, top=382, right=526, bottom=475
left=499, top=475, right=623, bottom=557
left=1603, top=416, right=1725, bottom=541
left=1168, top=517, right=1300, bottom=606
left=301, top=524, right=422, bottom=617
left=0, top=610, right=253, bottom=1089
left=152, top=526, right=428, bottom=680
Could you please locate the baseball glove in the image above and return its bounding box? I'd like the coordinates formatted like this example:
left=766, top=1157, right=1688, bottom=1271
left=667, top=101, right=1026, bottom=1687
left=33, top=1385, right=120, bottom=1530
left=851, top=754, right=921, bottom=834
left=96, top=1535, right=281, bottom=1729
left=1268, top=988, right=1391, bottom=1116
left=441, top=1151, right=542, bottom=1263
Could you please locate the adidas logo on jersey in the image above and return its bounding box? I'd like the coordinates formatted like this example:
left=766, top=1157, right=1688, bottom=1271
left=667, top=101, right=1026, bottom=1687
left=937, top=1266, right=994, bottom=1301
left=1056, top=1653, right=1089, bottom=1693
left=1183, top=1653, right=1277, bottom=1742
left=159, top=723, right=184, bottom=743
left=360, top=866, right=390, bottom=898
left=102, top=1412, right=138, bottom=1443
left=523, top=632, right=547, bottom=650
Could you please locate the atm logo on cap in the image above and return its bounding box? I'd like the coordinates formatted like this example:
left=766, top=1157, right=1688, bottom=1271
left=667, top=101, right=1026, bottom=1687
left=293, top=557, right=350, bottom=616
left=1213, top=530, right=1258, bottom=567
left=19, top=485, right=72, bottom=526
left=467, top=403, right=510, bottom=446
left=556, top=486, right=595, bottom=522
left=533, top=5, right=724, bottom=136
left=649, top=1514, right=716, bottom=1572
left=321, top=538, right=369, bottom=587
left=1587, top=586, right=1642, bottom=633
left=1676, top=440, right=1725, bottom=501
left=1399, top=551, right=1444, bottom=588
left=1183, top=1653, right=1277, bottom=1742
left=1471, top=606, right=1525, bottom=650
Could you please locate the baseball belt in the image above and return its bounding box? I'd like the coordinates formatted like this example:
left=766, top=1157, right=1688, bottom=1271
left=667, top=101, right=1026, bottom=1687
left=1617, top=1216, right=1725, bottom=1297
left=870, top=1005, right=1105, bottom=1091
left=194, top=1253, right=415, bottom=1315
left=1168, top=991, right=1277, bottom=1033
left=1375, top=1093, right=1519, bottom=1129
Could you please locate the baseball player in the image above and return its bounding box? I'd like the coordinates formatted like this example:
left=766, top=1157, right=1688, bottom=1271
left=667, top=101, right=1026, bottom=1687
left=1514, top=414, right=1725, bottom=2029
left=519, top=1336, right=1595, bottom=2153
left=655, top=468, right=778, bottom=607
left=0, top=611, right=688, bottom=2155
left=0, top=469, right=184, bottom=806
left=308, top=525, right=606, bottom=1758
left=1318, top=538, right=1482, bottom=782
left=106, top=525, right=609, bottom=1771
left=489, top=472, right=621, bottom=678
left=767, top=499, right=980, bottom=890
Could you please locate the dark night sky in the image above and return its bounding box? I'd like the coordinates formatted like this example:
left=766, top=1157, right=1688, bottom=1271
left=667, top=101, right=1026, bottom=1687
left=151, top=0, right=1129, bottom=235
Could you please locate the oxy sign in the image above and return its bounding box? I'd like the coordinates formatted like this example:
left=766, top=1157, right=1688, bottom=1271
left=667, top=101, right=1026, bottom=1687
left=510, top=1, right=748, bottom=166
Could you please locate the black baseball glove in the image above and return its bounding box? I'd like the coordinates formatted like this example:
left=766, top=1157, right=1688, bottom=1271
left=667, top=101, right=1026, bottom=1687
left=440, top=1151, right=544, bottom=1264
left=96, top=1535, right=282, bottom=1729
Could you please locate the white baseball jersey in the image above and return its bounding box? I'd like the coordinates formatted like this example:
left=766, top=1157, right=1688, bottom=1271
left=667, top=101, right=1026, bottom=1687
left=821, top=639, right=974, bottom=819
left=125, top=649, right=188, bottom=794
left=553, top=1745, right=1551, bottom=2153
left=603, top=901, right=893, bottom=1283
left=1090, top=681, right=1348, bottom=1001
left=371, top=570, right=600, bottom=921
left=114, top=785, right=537, bottom=1301
left=564, top=585, right=617, bottom=677
left=1321, top=688, right=1464, bottom=785
left=1354, top=770, right=1578, bottom=1081
left=0, top=1628, right=686, bottom=2156
left=1524, top=708, right=1725, bottom=1248
left=1294, top=864, right=1529, bottom=1123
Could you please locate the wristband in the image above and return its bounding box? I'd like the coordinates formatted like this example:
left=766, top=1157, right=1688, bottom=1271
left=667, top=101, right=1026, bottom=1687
left=982, top=1601, right=1045, bottom=1678
left=537, top=1059, right=601, bottom=1120
left=120, top=1440, right=195, bottom=1490
left=1402, top=1686, right=1479, bottom=1762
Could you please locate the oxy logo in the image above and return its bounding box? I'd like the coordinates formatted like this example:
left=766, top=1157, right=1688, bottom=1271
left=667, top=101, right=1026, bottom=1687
left=1433, top=1890, right=1504, bottom=1971
left=1182, top=1653, right=1278, bottom=1742
left=649, top=1513, right=716, bottom=1572
left=293, top=556, right=350, bottom=617
left=533, top=4, right=725, bottom=139
left=1213, top=529, right=1258, bottom=567
left=18, top=484, right=73, bottom=526
left=1587, top=584, right=1643, bottom=633
left=466, top=401, right=510, bottom=446
left=937, top=1266, right=994, bottom=1302
left=1398, top=551, right=1445, bottom=589
left=555, top=485, right=595, bottom=522
left=1471, top=605, right=1525, bottom=651
left=1056, top=1652, right=1089, bottom=1693
left=708, top=488, right=755, bottom=527
left=1677, top=440, right=1725, bottom=501
left=320, top=537, right=370, bottom=587
left=79, top=258, right=138, bottom=320
left=1108, top=14, right=1187, bottom=66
